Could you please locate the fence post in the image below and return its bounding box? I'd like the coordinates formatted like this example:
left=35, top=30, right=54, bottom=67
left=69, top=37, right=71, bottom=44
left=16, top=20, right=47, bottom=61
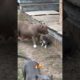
left=59, top=0, right=63, bottom=27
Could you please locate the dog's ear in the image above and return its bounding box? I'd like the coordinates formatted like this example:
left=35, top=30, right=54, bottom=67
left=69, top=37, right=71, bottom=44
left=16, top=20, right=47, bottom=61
left=35, top=63, right=44, bottom=69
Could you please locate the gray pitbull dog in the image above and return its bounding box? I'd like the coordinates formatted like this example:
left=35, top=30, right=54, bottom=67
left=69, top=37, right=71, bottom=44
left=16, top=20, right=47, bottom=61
left=23, top=60, right=53, bottom=80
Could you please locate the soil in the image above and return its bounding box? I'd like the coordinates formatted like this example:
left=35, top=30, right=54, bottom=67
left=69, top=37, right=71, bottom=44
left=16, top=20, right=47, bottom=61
left=18, top=39, right=62, bottom=80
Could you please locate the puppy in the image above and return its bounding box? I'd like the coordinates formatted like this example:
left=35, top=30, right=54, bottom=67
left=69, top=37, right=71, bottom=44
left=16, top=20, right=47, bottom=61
left=40, top=35, right=52, bottom=48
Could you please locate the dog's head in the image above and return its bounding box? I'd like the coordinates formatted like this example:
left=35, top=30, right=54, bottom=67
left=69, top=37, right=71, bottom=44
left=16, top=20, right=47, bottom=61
left=38, top=24, right=48, bottom=34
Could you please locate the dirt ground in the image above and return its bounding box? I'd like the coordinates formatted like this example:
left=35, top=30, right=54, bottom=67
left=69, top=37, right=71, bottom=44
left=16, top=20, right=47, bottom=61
left=18, top=10, right=62, bottom=80
left=18, top=38, right=62, bottom=80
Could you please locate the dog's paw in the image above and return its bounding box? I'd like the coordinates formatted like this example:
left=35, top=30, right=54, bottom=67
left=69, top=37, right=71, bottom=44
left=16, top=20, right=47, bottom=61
left=44, top=45, right=47, bottom=48
left=33, top=44, right=37, bottom=48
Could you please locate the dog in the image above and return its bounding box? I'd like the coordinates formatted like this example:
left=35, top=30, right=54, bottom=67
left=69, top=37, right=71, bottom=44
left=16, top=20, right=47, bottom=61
left=23, top=60, right=53, bottom=80
left=18, top=21, right=48, bottom=48
left=40, top=35, right=52, bottom=48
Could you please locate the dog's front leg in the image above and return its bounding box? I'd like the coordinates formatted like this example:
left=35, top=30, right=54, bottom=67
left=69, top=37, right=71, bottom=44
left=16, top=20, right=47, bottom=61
left=44, top=45, right=47, bottom=48
left=32, top=36, right=37, bottom=48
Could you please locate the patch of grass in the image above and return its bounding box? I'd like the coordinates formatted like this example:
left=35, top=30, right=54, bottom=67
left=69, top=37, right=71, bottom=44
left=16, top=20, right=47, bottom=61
left=18, top=58, right=24, bottom=80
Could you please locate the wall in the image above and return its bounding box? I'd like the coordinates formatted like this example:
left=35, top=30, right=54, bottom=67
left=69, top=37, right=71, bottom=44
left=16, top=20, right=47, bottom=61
left=19, top=0, right=59, bottom=11
left=64, top=1, right=80, bottom=54
left=67, top=0, right=80, bottom=7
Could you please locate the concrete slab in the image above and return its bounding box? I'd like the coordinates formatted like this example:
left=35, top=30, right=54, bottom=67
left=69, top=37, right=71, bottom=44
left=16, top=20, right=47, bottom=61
left=25, top=10, right=59, bottom=16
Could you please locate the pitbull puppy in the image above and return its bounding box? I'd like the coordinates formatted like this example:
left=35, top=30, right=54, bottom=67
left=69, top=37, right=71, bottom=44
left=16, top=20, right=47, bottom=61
left=40, top=35, right=52, bottom=48
left=23, top=60, right=52, bottom=80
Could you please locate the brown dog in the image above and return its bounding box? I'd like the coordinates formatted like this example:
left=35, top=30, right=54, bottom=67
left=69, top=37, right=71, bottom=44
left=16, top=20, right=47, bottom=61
left=18, top=21, right=48, bottom=48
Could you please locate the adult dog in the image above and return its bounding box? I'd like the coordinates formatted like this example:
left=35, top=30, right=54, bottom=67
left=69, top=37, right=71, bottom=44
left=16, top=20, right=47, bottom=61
left=18, top=21, right=48, bottom=48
